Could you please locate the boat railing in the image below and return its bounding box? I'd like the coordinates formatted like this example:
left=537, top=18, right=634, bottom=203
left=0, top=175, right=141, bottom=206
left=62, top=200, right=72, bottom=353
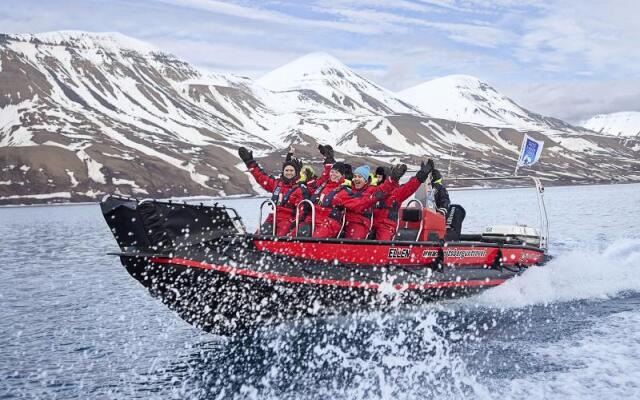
left=336, top=212, right=347, bottom=238
left=295, top=199, right=316, bottom=237
left=259, top=200, right=277, bottom=236
left=448, top=175, right=549, bottom=250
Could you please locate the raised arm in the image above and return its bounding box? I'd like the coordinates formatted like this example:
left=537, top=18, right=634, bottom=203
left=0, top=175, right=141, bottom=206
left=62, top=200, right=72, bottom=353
left=389, top=177, right=422, bottom=204
left=238, top=147, right=278, bottom=192
left=314, top=144, right=336, bottom=187
left=392, top=160, right=432, bottom=203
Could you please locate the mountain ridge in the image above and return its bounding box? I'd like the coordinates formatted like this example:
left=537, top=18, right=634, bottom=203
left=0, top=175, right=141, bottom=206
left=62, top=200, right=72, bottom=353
left=1, top=31, right=639, bottom=205
left=397, top=74, right=589, bottom=134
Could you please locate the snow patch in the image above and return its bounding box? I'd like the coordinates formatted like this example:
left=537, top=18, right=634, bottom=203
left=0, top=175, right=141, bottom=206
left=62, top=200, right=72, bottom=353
left=10, top=31, right=159, bottom=54
left=76, top=148, right=107, bottom=184
left=0, top=192, right=72, bottom=200
left=65, top=170, right=79, bottom=187
left=581, top=111, right=640, bottom=137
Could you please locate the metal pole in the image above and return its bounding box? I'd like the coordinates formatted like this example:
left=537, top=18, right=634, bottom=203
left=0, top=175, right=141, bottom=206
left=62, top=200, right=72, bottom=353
left=447, top=114, right=458, bottom=176
left=259, top=200, right=277, bottom=236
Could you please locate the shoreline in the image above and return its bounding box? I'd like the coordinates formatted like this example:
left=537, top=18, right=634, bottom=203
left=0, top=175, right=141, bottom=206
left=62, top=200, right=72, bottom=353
left=1, top=180, right=638, bottom=209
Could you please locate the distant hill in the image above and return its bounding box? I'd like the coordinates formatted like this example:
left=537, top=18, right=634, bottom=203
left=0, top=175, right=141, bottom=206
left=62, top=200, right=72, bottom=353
left=581, top=111, right=640, bottom=138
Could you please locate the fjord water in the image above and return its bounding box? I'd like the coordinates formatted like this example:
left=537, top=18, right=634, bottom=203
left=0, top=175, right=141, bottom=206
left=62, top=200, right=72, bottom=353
left=1, top=184, right=639, bottom=399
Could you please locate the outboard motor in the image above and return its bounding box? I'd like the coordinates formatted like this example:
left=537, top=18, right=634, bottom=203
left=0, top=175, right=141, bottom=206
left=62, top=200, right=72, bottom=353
left=445, top=204, right=465, bottom=241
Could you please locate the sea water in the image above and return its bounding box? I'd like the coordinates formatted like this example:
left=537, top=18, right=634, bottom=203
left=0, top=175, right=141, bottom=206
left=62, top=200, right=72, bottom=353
left=1, top=183, right=639, bottom=399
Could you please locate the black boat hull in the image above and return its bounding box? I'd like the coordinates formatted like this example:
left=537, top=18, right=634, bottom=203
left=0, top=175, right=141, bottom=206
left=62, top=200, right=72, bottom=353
left=119, top=244, right=519, bottom=335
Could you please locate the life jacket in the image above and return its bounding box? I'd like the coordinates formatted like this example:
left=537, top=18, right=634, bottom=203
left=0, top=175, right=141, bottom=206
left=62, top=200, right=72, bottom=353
left=271, top=182, right=309, bottom=209
left=375, top=199, right=400, bottom=221
left=349, top=184, right=374, bottom=219
left=312, top=182, right=350, bottom=222
left=310, top=181, right=327, bottom=203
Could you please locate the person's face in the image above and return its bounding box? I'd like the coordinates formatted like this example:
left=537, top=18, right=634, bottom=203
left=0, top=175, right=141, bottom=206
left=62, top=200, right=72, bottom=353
left=376, top=174, right=384, bottom=183
left=283, top=165, right=296, bottom=179
left=352, top=174, right=367, bottom=189
left=330, top=169, right=343, bottom=183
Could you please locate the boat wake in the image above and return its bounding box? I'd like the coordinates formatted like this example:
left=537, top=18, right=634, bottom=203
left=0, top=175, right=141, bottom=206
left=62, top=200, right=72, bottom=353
left=153, top=240, right=640, bottom=399
left=469, top=238, right=640, bottom=308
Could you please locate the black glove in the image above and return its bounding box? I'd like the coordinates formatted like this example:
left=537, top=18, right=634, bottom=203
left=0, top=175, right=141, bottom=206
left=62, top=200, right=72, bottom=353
left=390, top=164, right=407, bottom=181
left=374, top=189, right=388, bottom=200
left=426, top=158, right=434, bottom=172
left=238, top=147, right=255, bottom=166
left=415, top=160, right=433, bottom=183
left=322, top=145, right=335, bottom=164
left=290, top=158, right=303, bottom=174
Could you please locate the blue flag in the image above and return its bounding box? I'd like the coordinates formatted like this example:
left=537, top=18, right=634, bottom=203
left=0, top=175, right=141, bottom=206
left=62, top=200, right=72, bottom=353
left=517, top=134, right=544, bottom=167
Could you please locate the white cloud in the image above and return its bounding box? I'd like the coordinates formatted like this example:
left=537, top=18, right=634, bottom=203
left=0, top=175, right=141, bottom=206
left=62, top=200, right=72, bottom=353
left=514, top=1, right=640, bottom=77
left=500, top=80, right=640, bottom=123
left=424, top=21, right=515, bottom=48
left=320, top=0, right=439, bottom=13
left=149, top=37, right=299, bottom=77
left=315, top=6, right=515, bottom=48
left=153, top=0, right=378, bottom=34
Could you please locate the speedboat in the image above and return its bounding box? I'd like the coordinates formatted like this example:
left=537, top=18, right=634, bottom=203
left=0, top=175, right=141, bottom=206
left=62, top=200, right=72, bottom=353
left=101, top=176, right=549, bottom=335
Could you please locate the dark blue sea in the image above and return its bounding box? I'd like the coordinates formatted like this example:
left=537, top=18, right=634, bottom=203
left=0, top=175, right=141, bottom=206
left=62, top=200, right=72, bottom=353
left=1, top=184, right=640, bottom=399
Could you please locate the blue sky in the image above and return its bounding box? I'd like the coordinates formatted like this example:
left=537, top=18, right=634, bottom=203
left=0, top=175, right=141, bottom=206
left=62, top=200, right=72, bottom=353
left=1, top=0, right=639, bottom=122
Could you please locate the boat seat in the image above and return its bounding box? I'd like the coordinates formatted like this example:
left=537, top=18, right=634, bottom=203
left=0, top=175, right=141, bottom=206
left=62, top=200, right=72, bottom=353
left=393, top=208, right=423, bottom=241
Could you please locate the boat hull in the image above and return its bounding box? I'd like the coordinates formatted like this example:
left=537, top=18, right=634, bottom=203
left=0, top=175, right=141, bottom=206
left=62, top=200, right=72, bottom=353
left=117, top=240, right=525, bottom=335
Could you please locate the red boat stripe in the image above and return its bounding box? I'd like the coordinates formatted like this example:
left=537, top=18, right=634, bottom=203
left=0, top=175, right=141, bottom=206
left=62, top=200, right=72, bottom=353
left=149, top=257, right=506, bottom=291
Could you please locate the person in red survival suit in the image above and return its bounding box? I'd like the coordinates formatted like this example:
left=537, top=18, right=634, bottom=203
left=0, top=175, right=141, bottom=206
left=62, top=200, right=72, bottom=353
left=370, top=160, right=435, bottom=240
left=307, top=161, right=349, bottom=238
left=375, top=166, right=388, bottom=185
left=339, top=165, right=399, bottom=239
left=238, top=145, right=334, bottom=236
left=339, top=165, right=374, bottom=239
left=308, top=163, right=405, bottom=239
left=237, top=146, right=305, bottom=236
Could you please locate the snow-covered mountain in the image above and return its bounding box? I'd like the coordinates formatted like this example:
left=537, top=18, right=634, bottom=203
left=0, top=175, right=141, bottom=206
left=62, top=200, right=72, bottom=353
left=0, top=31, right=282, bottom=202
left=258, top=52, right=421, bottom=117
left=1, top=31, right=639, bottom=204
left=581, top=112, right=640, bottom=137
left=397, top=75, right=586, bottom=133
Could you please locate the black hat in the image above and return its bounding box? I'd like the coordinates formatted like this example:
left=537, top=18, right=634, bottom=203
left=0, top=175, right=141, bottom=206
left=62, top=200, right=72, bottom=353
left=344, top=163, right=353, bottom=180
left=431, top=168, right=443, bottom=184
left=331, top=162, right=348, bottom=176
left=375, top=166, right=387, bottom=181
left=282, top=158, right=302, bottom=175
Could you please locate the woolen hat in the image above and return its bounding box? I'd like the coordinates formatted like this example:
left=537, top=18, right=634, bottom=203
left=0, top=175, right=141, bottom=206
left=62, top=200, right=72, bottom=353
left=353, top=165, right=371, bottom=179
left=331, top=162, right=348, bottom=176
